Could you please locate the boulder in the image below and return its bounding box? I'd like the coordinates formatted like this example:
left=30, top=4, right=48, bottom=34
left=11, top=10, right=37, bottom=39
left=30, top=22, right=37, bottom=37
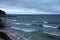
left=0, top=10, right=6, bottom=17
left=57, top=26, right=60, bottom=29
left=0, top=32, right=12, bottom=40
left=0, top=10, right=6, bottom=29
left=0, top=19, right=5, bottom=29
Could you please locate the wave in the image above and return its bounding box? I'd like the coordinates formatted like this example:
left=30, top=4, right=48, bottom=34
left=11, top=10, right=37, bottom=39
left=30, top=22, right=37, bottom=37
left=43, top=32, right=59, bottom=36
left=32, top=21, right=38, bottom=22
left=11, top=22, right=32, bottom=25
left=6, top=19, right=17, bottom=21
left=43, top=21, right=48, bottom=23
left=43, top=25, right=57, bottom=28
left=11, top=22, right=22, bottom=25
left=10, top=27, right=39, bottom=32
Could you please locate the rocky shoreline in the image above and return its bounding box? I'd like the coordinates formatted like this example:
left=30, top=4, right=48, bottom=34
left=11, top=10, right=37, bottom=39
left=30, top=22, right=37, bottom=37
left=0, top=29, right=24, bottom=40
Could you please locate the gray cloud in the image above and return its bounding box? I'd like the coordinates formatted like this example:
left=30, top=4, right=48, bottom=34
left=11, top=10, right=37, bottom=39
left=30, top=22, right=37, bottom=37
left=0, top=0, right=60, bottom=14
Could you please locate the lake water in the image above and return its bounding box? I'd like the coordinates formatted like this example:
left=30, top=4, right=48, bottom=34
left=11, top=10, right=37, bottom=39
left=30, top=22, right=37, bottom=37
left=2, top=15, right=60, bottom=40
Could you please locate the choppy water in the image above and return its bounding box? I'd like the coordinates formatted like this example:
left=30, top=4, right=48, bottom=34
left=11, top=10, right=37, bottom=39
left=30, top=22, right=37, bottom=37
left=2, top=15, right=60, bottom=40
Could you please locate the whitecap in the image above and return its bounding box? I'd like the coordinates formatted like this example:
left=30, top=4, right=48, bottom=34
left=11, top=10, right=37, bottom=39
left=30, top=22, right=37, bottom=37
left=43, top=25, right=57, bottom=28
left=24, top=23, right=31, bottom=25
left=43, top=32, right=60, bottom=36
left=43, top=21, right=48, bottom=23
left=11, top=22, right=21, bottom=25
left=11, top=27, right=39, bottom=32
left=43, top=25, right=52, bottom=27
left=11, top=23, right=31, bottom=25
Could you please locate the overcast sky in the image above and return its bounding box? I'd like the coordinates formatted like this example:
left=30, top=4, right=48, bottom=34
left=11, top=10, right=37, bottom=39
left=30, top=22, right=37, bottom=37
left=0, top=0, right=60, bottom=14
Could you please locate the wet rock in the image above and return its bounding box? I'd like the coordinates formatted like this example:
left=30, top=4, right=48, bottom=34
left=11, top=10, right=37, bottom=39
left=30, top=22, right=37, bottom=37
left=0, top=29, right=24, bottom=40
left=0, top=10, right=6, bottom=29
left=0, top=19, right=5, bottom=29
left=0, top=10, right=6, bottom=17
left=57, top=26, right=60, bottom=29
left=38, top=24, right=43, bottom=27
left=0, top=32, right=12, bottom=40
